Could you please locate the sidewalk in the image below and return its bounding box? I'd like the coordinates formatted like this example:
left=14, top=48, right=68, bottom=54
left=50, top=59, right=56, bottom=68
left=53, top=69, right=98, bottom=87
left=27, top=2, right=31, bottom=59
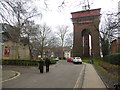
left=82, top=63, right=106, bottom=88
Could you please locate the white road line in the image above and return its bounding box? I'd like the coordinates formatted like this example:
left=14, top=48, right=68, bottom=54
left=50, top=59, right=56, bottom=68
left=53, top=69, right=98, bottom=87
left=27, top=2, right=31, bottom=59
left=74, top=64, right=85, bottom=88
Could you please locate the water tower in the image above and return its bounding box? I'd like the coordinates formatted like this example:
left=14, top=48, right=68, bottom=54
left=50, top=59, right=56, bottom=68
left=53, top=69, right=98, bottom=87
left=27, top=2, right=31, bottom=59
left=71, top=8, right=101, bottom=57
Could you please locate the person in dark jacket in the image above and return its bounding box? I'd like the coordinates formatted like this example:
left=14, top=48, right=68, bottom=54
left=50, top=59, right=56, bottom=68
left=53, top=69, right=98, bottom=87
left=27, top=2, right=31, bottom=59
left=45, top=57, right=50, bottom=72
left=38, top=60, right=44, bottom=73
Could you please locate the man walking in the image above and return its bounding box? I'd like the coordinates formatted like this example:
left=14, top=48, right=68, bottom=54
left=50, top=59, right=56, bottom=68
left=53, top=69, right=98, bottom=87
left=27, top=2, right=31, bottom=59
left=38, top=60, right=44, bottom=73
left=45, top=57, right=50, bottom=72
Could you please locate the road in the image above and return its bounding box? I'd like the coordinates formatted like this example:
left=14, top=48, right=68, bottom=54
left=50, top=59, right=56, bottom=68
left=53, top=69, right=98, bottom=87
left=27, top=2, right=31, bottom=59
left=2, top=60, right=85, bottom=88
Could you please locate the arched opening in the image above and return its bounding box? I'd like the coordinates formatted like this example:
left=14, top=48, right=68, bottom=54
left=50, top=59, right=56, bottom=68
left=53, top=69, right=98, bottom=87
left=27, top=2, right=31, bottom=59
left=82, top=29, right=92, bottom=57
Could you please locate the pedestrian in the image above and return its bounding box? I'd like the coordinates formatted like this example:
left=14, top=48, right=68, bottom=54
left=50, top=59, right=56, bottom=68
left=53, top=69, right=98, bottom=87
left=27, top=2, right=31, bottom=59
left=38, top=60, right=44, bottom=73
left=45, top=57, right=50, bottom=72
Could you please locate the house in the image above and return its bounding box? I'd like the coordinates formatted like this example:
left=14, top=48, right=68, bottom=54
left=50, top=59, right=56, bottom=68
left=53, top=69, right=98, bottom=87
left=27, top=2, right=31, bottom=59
left=111, top=38, right=120, bottom=54
left=49, top=47, right=71, bottom=59
left=63, top=47, right=71, bottom=59
left=0, top=23, right=30, bottom=59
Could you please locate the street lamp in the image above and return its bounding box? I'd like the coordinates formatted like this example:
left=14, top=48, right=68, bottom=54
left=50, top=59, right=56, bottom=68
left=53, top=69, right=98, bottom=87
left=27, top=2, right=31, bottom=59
left=0, top=29, right=2, bottom=90
left=0, top=32, right=2, bottom=60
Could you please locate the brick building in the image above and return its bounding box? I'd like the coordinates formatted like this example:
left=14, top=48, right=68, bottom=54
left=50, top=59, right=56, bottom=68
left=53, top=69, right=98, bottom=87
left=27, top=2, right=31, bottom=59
left=71, top=8, right=101, bottom=57
left=0, top=23, right=30, bottom=59
left=2, top=41, right=30, bottom=59
left=50, top=47, right=71, bottom=59
left=111, top=38, right=120, bottom=54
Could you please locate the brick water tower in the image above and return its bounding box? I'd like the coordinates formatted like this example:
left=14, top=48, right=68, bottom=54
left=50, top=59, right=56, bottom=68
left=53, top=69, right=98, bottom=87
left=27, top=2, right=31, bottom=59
left=71, top=8, right=101, bottom=57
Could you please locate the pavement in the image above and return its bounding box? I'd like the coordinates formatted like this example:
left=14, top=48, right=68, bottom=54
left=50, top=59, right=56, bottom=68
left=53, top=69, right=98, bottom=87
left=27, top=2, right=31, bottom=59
left=82, top=63, right=106, bottom=88
left=1, top=63, right=107, bottom=88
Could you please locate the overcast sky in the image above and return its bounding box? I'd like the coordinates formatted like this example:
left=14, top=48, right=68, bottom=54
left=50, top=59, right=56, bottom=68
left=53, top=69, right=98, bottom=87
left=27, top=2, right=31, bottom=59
left=1, top=0, right=119, bottom=32
left=32, top=0, right=120, bottom=32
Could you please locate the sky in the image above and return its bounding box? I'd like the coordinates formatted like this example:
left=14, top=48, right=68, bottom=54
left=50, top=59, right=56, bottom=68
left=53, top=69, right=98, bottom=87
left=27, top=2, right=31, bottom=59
left=0, top=0, right=119, bottom=32
left=33, top=0, right=120, bottom=32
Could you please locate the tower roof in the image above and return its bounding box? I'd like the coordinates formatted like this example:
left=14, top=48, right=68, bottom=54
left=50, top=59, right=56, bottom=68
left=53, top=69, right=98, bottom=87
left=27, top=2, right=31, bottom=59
left=71, top=8, right=101, bottom=19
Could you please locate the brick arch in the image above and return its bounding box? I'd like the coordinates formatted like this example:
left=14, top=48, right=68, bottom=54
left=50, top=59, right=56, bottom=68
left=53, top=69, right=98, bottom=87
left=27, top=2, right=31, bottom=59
left=82, top=29, right=91, bottom=57
left=71, top=8, right=101, bottom=57
left=82, top=29, right=90, bottom=36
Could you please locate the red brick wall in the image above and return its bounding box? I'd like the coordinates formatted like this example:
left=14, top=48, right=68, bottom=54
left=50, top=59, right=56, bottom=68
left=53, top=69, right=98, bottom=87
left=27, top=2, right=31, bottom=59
left=71, top=8, right=101, bottom=57
left=71, top=9, right=101, bottom=18
left=111, top=38, right=120, bottom=54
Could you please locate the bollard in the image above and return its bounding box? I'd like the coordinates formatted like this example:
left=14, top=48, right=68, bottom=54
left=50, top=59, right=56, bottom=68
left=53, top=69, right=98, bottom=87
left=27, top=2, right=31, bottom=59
left=90, top=60, right=94, bottom=64
left=91, top=60, right=94, bottom=64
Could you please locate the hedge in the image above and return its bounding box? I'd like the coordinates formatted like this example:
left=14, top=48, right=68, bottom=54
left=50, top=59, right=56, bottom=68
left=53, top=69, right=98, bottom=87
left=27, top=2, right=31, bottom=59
left=103, top=53, right=120, bottom=65
left=1, top=59, right=56, bottom=66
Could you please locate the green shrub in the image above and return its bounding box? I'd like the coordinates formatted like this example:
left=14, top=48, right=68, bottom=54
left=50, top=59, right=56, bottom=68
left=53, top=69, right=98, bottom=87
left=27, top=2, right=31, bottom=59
left=2, top=59, right=56, bottom=66
left=82, top=59, right=90, bottom=63
left=103, top=53, right=120, bottom=65
left=50, top=59, right=56, bottom=64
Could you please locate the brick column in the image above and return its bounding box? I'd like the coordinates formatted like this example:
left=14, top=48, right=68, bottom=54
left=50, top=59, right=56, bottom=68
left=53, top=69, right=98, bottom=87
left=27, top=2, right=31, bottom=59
left=73, top=24, right=83, bottom=57
left=71, top=8, right=101, bottom=58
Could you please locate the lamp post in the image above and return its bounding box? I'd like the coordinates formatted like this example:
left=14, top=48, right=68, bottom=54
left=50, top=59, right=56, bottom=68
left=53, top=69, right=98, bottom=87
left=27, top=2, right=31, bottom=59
left=0, top=28, right=2, bottom=90
left=0, top=33, right=2, bottom=60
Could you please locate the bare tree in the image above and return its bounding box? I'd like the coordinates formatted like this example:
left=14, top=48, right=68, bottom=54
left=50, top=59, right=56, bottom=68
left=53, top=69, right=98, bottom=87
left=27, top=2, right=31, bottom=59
left=36, top=23, right=51, bottom=58
left=0, top=1, right=42, bottom=59
left=93, top=12, right=119, bottom=57
left=101, top=13, right=119, bottom=56
left=102, top=14, right=118, bottom=40
left=47, top=35, right=60, bottom=48
left=56, top=25, right=69, bottom=59
left=57, top=0, right=91, bottom=11
left=21, top=20, right=38, bottom=59
left=56, top=25, right=69, bottom=47
left=65, top=32, right=73, bottom=47
left=0, top=1, right=41, bottom=40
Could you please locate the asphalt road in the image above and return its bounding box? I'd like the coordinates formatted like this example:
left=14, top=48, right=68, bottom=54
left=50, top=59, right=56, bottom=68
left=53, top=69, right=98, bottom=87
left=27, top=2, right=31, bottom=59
left=2, top=60, right=85, bottom=88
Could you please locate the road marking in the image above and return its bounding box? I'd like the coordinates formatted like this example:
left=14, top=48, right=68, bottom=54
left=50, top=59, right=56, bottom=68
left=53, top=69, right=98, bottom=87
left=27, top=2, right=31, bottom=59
left=1, top=71, right=21, bottom=83
left=74, top=64, right=85, bottom=89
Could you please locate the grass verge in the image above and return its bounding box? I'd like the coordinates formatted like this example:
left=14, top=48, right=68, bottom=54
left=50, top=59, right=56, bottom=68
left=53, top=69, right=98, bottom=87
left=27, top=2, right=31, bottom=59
left=83, top=59, right=120, bottom=88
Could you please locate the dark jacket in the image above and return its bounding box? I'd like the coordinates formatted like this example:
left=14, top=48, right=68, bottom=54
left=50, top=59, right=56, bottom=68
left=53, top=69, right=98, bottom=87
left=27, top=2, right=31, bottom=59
left=45, top=58, right=50, bottom=66
left=38, top=60, right=44, bottom=69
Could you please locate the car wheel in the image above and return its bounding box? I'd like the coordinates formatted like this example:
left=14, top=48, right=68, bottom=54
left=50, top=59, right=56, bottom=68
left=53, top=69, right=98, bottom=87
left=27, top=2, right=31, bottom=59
left=73, top=62, right=76, bottom=64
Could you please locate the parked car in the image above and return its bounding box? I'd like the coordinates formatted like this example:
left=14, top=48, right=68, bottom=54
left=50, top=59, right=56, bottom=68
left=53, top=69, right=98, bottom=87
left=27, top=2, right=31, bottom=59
left=51, top=57, right=59, bottom=61
left=67, top=57, right=74, bottom=62
left=73, top=57, right=82, bottom=64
